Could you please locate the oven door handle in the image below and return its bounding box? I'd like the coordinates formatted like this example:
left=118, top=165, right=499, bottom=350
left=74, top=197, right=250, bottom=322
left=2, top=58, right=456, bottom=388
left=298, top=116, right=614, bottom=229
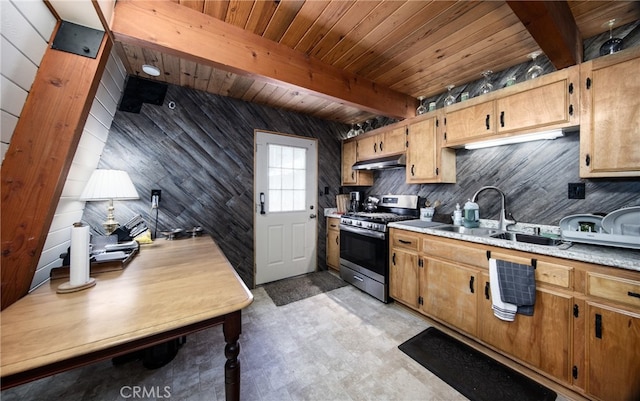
left=340, top=224, right=386, bottom=240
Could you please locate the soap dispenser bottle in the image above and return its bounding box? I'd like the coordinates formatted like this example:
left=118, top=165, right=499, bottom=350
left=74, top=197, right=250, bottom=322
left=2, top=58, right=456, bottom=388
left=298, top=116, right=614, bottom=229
left=463, top=199, right=480, bottom=228
left=453, top=203, right=463, bottom=226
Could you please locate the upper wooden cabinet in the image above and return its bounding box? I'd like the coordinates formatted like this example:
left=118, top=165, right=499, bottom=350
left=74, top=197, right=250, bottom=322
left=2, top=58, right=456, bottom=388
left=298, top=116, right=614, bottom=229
left=443, top=66, right=579, bottom=147
left=356, top=125, right=406, bottom=161
left=341, top=139, right=372, bottom=186
left=580, top=46, right=640, bottom=178
left=405, top=113, right=456, bottom=184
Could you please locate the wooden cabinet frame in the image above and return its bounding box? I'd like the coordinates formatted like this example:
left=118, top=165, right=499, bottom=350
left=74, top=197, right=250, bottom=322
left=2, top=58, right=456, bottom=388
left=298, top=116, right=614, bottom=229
left=389, top=228, right=640, bottom=400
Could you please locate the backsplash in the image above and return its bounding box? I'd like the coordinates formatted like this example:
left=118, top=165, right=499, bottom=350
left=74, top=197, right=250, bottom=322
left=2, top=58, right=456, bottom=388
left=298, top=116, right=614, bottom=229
left=360, top=131, right=640, bottom=225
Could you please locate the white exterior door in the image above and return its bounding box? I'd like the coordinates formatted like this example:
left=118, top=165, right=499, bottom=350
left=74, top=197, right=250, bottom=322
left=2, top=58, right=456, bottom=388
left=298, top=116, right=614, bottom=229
left=254, top=131, right=318, bottom=285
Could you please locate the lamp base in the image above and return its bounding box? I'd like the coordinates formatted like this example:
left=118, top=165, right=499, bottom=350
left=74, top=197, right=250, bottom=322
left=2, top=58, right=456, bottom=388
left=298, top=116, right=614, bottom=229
left=56, top=278, right=97, bottom=294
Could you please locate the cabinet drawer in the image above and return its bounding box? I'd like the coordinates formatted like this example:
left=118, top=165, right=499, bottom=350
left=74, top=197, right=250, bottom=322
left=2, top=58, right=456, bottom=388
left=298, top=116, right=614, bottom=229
left=391, top=231, right=420, bottom=251
left=327, top=217, right=340, bottom=231
left=490, top=251, right=573, bottom=289
left=423, top=237, right=486, bottom=268
left=587, top=272, right=640, bottom=308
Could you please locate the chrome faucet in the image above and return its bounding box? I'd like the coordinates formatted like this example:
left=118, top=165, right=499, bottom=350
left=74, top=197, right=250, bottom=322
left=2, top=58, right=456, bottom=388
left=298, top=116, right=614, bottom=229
left=471, top=186, right=516, bottom=231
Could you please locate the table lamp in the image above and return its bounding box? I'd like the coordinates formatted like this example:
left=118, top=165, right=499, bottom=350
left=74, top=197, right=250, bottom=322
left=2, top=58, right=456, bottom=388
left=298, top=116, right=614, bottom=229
left=80, top=169, right=140, bottom=234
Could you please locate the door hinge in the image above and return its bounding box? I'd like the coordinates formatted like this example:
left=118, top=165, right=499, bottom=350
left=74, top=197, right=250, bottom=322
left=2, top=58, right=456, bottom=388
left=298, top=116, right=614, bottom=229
left=418, top=296, right=424, bottom=306
left=595, top=313, right=603, bottom=339
left=586, top=77, right=592, bottom=90
left=418, top=258, right=424, bottom=268
left=573, top=304, right=579, bottom=318
left=435, top=167, right=439, bottom=176
left=569, top=104, right=574, bottom=116
left=436, top=119, right=439, bottom=127
left=443, top=132, right=447, bottom=141
left=585, top=154, right=591, bottom=167
left=572, top=366, right=578, bottom=380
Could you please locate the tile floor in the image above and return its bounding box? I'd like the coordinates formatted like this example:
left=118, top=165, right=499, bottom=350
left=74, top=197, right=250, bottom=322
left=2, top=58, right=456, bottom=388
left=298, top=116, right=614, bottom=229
left=2, top=284, right=569, bottom=401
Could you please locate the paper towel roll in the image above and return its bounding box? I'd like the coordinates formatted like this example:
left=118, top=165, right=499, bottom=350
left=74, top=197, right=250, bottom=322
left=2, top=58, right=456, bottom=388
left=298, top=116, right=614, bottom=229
left=70, top=222, right=90, bottom=286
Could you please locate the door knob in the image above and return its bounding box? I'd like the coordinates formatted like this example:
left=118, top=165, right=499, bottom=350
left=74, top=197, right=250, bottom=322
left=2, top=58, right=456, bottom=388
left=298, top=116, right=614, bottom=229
left=310, top=214, right=317, bottom=219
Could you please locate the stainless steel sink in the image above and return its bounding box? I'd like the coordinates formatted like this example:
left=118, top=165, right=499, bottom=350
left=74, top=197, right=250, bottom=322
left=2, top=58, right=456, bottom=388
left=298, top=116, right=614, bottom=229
left=431, top=225, right=502, bottom=237
left=430, top=224, right=563, bottom=246
left=491, top=232, right=563, bottom=246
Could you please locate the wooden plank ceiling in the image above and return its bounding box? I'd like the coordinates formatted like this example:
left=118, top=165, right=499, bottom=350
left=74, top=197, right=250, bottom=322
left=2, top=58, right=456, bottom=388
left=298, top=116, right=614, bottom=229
left=112, top=0, right=639, bottom=124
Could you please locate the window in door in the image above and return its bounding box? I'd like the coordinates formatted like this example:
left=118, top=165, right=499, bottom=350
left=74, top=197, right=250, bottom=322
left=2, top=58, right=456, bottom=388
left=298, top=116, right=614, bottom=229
left=268, top=144, right=306, bottom=212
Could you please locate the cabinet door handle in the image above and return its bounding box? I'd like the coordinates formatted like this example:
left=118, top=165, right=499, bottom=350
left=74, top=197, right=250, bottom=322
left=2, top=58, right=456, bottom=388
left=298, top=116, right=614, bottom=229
left=392, top=252, right=396, bottom=265
left=586, top=77, right=592, bottom=90
left=500, top=111, right=505, bottom=127
left=379, top=141, right=383, bottom=152
left=595, top=313, right=602, bottom=339
left=628, top=291, right=640, bottom=299
left=336, top=236, right=339, bottom=245
left=399, top=239, right=411, bottom=244
left=351, top=171, right=355, bottom=180
left=485, top=114, right=490, bottom=130
left=469, top=276, right=475, bottom=293
left=411, top=164, right=415, bottom=176
left=569, top=104, right=574, bottom=116
left=374, top=143, right=377, bottom=153
left=585, top=154, right=591, bottom=167
left=484, top=282, right=490, bottom=300
left=260, top=192, right=266, bottom=215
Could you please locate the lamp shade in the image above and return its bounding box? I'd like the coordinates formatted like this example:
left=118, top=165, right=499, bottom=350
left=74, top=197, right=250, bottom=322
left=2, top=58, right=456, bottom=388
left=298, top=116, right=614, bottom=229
left=80, top=169, right=140, bottom=201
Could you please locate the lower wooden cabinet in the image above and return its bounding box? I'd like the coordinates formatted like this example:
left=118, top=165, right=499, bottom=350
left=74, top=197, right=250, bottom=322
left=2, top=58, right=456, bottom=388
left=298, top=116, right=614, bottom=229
left=585, top=303, right=640, bottom=401
left=388, top=228, right=640, bottom=400
left=326, top=217, right=340, bottom=271
left=389, top=247, right=419, bottom=309
left=389, top=230, right=420, bottom=309
left=422, top=258, right=479, bottom=336
left=478, top=272, right=573, bottom=382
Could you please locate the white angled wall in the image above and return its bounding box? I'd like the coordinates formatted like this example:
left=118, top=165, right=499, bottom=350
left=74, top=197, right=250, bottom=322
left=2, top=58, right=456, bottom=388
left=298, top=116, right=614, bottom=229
left=0, top=0, right=126, bottom=289
left=0, top=0, right=56, bottom=158
left=32, top=51, right=127, bottom=289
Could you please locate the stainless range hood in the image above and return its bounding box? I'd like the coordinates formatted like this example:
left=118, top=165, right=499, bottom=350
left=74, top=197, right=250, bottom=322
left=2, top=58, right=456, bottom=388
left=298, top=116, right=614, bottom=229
left=352, top=153, right=406, bottom=170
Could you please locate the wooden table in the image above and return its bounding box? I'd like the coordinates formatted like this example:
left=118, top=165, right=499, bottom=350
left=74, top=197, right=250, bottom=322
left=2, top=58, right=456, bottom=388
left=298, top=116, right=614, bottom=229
left=0, top=236, right=253, bottom=400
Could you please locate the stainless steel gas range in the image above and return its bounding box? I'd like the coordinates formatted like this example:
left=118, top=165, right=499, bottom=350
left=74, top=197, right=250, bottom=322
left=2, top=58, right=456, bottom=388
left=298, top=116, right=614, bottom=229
left=339, top=195, right=419, bottom=302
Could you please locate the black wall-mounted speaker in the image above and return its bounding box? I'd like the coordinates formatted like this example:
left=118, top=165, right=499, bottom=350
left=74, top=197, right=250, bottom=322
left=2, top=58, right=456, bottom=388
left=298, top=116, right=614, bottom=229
left=118, top=76, right=168, bottom=113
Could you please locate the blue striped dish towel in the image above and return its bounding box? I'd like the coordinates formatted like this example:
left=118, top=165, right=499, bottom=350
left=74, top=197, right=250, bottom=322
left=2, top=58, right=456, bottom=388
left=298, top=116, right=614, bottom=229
left=496, top=259, right=536, bottom=316
left=489, top=258, right=517, bottom=321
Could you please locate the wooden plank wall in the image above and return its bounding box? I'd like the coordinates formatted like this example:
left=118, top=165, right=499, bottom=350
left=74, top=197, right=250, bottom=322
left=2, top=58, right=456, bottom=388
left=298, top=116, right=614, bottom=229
left=82, top=85, right=346, bottom=288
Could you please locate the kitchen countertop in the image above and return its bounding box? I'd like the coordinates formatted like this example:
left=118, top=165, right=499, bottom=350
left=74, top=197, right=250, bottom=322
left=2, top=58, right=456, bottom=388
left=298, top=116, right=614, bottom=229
left=389, top=219, right=640, bottom=272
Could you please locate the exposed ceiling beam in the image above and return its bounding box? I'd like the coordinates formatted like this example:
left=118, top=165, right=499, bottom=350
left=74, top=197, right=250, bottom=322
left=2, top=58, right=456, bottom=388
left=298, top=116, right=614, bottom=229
left=111, top=0, right=415, bottom=120
left=507, top=1, right=582, bottom=69
left=0, top=30, right=111, bottom=310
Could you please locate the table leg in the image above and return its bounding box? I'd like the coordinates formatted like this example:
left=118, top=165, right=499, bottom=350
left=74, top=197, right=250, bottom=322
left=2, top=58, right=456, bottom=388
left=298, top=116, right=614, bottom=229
left=223, top=311, right=241, bottom=401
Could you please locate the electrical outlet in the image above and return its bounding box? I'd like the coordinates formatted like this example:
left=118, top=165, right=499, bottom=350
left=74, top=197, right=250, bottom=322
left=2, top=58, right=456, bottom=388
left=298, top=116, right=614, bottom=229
left=151, top=189, right=161, bottom=202
left=568, top=183, right=585, bottom=199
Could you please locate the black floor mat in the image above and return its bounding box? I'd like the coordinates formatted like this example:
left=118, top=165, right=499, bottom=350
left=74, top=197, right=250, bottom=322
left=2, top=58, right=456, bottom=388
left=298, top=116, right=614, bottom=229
left=261, top=270, right=347, bottom=306
left=399, top=327, right=556, bottom=401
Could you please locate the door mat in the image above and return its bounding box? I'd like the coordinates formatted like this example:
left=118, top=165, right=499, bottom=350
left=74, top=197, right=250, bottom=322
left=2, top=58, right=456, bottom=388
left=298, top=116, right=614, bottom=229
left=398, top=327, right=556, bottom=401
left=261, top=270, right=347, bottom=306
